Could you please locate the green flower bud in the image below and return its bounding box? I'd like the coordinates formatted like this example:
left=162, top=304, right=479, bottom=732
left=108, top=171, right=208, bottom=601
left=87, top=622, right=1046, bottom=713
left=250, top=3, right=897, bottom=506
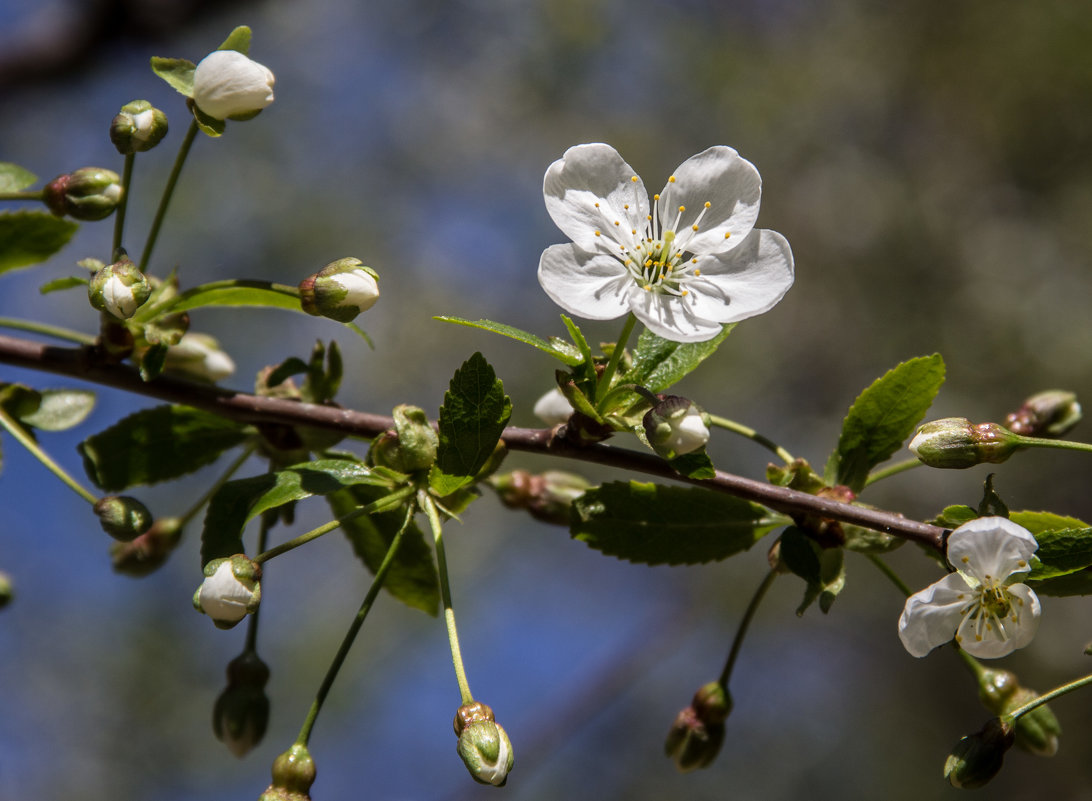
left=0, top=570, right=13, bottom=609
left=643, top=395, right=710, bottom=459
left=93, top=495, right=153, bottom=541
left=43, top=167, right=122, bottom=220
left=491, top=469, right=589, bottom=525
left=193, top=555, right=262, bottom=630
left=258, top=743, right=315, bottom=801
left=88, top=257, right=150, bottom=320
left=110, top=99, right=169, bottom=154
left=1004, top=390, right=1082, bottom=438
left=909, top=418, right=1022, bottom=469
left=944, top=717, right=1014, bottom=789
left=163, top=333, right=235, bottom=382
left=214, top=650, right=271, bottom=757
left=664, top=681, right=731, bottom=772
left=299, top=258, right=379, bottom=323
left=368, top=404, right=437, bottom=473
left=111, top=517, right=183, bottom=577
left=193, top=50, right=275, bottom=121
left=1004, top=687, right=1061, bottom=757
left=454, top=702, right=515, bottom=787
left=976, top=667, right=1020, bottom=714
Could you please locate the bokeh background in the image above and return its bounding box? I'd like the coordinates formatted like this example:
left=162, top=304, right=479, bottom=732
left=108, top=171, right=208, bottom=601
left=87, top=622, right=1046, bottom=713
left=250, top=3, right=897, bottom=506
left=3, top=0, right=1092, bottom=799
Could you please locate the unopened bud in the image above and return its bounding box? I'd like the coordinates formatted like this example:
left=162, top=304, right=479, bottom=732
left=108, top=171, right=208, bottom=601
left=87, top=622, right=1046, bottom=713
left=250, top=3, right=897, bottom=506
left=491, top=469, right=589, bottom=525
left=533, top=387, right=574, bottom=426
left=368, top=404, right=437, bottom=473
left=193, top=555, right=262, bottom=629
left=192, top=50, right=275, bottom=121
left=944, top=717, right=1014, bottom=789
left=664, top=681, right=731, bottom=772
left=43, top=167, right=122, bottom=220
left=111, top=516, right=183, bottom=576
left=214, top=650, right=271, bottom=757
left=909, top=418, right=1021, bottom=469
left=643, top=395, right=710, bottom=459
left=110, top=99, right=168, bottom=154
left=88, top=257, right=150, bottom=320
left=1004, top=687, right=1061, bottom=757
left=299, top=258, right=379, bottom=323
left=1004, top=390, right=1081, bottom=438
left=93, top=495, right=153, bottom=541
left=977, top=667, right=1020, bottom=714
left=164, top=332, right=235, bottom=382
left=454, top=701, right=514, bottom=787
left=0, top=571, right=12, bottom=609
left=258, top=743, right=315, bottom=801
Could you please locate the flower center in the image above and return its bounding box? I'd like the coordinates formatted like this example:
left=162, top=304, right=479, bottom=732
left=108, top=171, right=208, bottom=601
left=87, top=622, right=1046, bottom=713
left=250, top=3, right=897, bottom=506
left=954, top=577, right=1024, bottom=646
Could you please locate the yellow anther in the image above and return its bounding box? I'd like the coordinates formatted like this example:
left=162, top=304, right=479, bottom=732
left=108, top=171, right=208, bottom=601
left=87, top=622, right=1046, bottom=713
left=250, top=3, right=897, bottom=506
left=692, top=224, right=699, bottom=231
left=668, top=176, right=676, bottom=183
left=681, top=289, right=688, bottom=295
left=614, top=220, right=620, bottom=226
left=594, top=231, right=601, bottom=236
left=644, top=260, right=652, bottom=267
left=678, top=205, right=686, bottom=212
left=643, top=284, right=651, bottom=290
left=704, top=201, right=711, bottom=208
left=694, top=269, right=701, bottom=276
left=631, top=229, right=637, bottom=234
left=1018, top=560, right=1027, bottom=567
left=653, top=193, right=661, bottom=200
left=594, top=202, right=600, bottom=208
left=962, top=556, right=970, bottom=563
left=631, top=176, right=638, bottom=182
left=724, top=232, right=731, bottom=239
left=624, top=203, right=630, bottom=209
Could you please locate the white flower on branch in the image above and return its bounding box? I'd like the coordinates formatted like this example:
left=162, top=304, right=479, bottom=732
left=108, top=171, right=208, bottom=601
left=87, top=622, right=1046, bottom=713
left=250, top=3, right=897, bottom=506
left=192, top=50, right=275, bottom=120
left=899, top=517, right=1041, bottom=659
left=538, top=143, right=794, bottom=342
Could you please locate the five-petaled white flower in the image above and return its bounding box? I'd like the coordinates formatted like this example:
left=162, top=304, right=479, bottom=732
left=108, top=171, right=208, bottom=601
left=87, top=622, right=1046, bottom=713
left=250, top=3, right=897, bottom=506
left=537, top=143, right=794, bottom=343
left=899, top=517, right=1041, bottom=659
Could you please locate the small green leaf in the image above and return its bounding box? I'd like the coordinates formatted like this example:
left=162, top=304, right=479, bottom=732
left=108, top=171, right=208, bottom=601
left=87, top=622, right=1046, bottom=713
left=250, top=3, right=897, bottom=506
left=0, top=211, right=78, bottom=274
left=329, top=485, right=440, bottom=615
left=825, top=354, right=946, bottom=492
left=976, top=474, right=1009, bottom=518
left=218, top=25, right=252, bottom=54
left=79, top=405, right=251, bottom=491
left=39, top=275, right=87, bottom=294
left=668, top=449, right=716, bottom=479
left=430, top=353, right=512, bottom=496
left=626, top=325, right=735, bottom=393
left=137, top=344, right=169, bottom=381
left=931, top=505, right=979, bottom=528
left=192, top=103, right=226, bottom=137
left=201, top=458, right=395, bottom=563
left=779, top=527, right=846, bottom=615
left=165, top=280, right=301, bottom=314
left=1011, top=511, right=1092, bottom=580
left=571, top=481, right=778, bottom=565
left=433, top=316, right=584, bottom=366
left=1028, top=568, right=1092, bottom=597
left=18, top=389, right=95, bottom=431
left=557, top=371, right=602, bottom=423
left=0, top=163, right=37, bottom=192
left=151, top=56, right=196, bottom=97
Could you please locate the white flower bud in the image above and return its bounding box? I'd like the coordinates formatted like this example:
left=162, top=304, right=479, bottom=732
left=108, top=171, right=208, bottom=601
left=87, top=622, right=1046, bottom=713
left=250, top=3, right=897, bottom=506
left=88, top=258, right=150, bottom=320
left=299, top=258, right=380, bottom=323
left=533, top=387, right=573, bottom=426
left=110, top=99, right=168, bottom=154
left=192, top=50, right=275, bottom=120
left=193, top=555, right=262, bottom=629
left=164, top=333, right=236, bottom=382
left=643, top=396, right=710, bottom=458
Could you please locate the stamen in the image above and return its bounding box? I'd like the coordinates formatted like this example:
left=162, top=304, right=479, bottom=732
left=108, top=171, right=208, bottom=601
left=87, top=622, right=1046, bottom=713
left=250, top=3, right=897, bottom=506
left=594, top=231, right=601, bottom=237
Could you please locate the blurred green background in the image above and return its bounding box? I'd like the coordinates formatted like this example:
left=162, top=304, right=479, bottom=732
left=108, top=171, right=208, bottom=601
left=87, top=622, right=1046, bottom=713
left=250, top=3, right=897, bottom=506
left=3, top=0, right=1092, bottom=799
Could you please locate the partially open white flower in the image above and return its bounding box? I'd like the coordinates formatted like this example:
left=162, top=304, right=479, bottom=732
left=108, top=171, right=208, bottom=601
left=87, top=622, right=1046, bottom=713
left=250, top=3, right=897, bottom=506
left=899, top=517, right=1041, bottom=659
left=192, top=50, right=275, bottom=120
left=538, top=143, right=794, bottom=343
left=193, top=555, right=262, bottom=630
left=533, top=387, right=574, bottom=425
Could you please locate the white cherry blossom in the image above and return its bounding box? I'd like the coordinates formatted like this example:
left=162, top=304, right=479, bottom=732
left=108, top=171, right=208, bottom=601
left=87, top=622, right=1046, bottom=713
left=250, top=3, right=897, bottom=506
left=192, top=50, right=275, bottom=120
left=538, top=143, right=794, bottom=343
left=899, top=517, right=1041, bottom=659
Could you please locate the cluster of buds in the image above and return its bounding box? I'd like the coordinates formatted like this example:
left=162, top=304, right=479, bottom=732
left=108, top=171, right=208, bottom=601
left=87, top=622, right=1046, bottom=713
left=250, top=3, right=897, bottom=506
left=193, top=554, right=262, bottom=629
left=192, top=50, right=275, bottom=120
left=43, top=167, right=122, bottom=220
left=1004, top=390, right=1081, bottom=438
left=214, top=650, right=271, bottom=757
left=258, top=744, right=315, bottom=801
left=976, top=667, right=1061, bottom=757
left=299, top=258, right=380, bottom=323
left=93, top=495, right=153, bottom=541
left=88, top=257, right=150, bottom=320
left=908, top=418, right=1021, bottom=469
left=664, top=681, right=732, bottom=772
left=643, top=395, right=711, bottom=459
left=110, top=99, right=168, bottom=154
left=453, top=701, right=515, bottom=787
left=490, top=469, right=589, bottom=526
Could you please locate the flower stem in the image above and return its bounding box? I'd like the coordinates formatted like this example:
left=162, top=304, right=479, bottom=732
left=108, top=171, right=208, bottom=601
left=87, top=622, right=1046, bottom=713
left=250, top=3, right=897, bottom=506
left=295, top=503, right=414, bottom=746
left=112, top=153, right=135, bottom=260
left=596, top=313, right=638, bottom=404
left=864, top=457, right=922, bottom=487
left=1004, top=671, right=1092, bottom=722
left=718, top=567, right=778, bottom=688
left=865, top=553, right=914, bottom=598
left=422, top=490, right=474, bottom=705
left=178, top=444, right=256, bottom=528
left=0, top=317, right=95, bottom=345
left=0, top=405, right=97, bottom=505
left=244, top=511, right=275, bottom=653
left=1015, top=434, right=1092, bottom=456
left=252, top=485, right=415, bottom=564
left=707, top=414, right=794, bottom=464
left=0, top=190, right=44, bottom=201
left=139, top=119, right=198, bottom=272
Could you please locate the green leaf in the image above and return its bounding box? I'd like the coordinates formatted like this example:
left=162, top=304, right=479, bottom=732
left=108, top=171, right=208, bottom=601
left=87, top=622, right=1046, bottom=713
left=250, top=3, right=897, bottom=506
left=1009, top=511, right=1092, bottom=580
left=433, top=316, right=584, bottom=366
left=0, top=211, right=78, bottom=274
left=931, top=505, right=979, bottom=529
left=976, top=474, right=1009, bottom=518
left=430, top=352, right=512, bottom=496
left=137, top=344, right=169, bottom=381
left=164, top=280, right=301, bottom=314
left=824, top=354, right=946, bottom=492
left=0, top=163, right=37, bottom=192
left=626, top=325, right=735, bottom=393
left=39, top=275, right=87, bottom=294
left=192, top=103, right=226, bottom=137
left=218, top=25, right=252, bottom=54
left=571, top=481, right=778, bottom=565
left=18, top=389, right=95, bottom=431
left=329, top=485, right=440, bottom=615
left=1028, top=568, right=1092, bottom=597
left=201, top=458, right=395, bottom=563
left=557, top=370, right=602, bottom=423
left=668, top=449, right=716, bottom=479
left=779, top=527, right=846, bottom=615
left=151, top=56, right=196, bottom=97
left=79, top=405, right=251, bottom=491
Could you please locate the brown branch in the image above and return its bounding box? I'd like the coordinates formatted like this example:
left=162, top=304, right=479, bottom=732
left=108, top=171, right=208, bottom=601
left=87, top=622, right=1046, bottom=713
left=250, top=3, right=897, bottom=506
left=0, top=333, right=947, bottom=551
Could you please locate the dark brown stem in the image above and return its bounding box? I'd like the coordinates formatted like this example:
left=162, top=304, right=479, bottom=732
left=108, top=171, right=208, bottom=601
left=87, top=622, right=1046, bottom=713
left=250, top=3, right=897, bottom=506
left=0, top=333, right=947, bottom=551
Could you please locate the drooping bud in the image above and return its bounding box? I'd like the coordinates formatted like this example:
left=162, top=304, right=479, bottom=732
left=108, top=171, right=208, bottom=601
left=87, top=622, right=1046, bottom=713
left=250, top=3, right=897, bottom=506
left=299, top=258, right=380, bottom=323
left=193, top=555, right=262, bottom=629
left=93, top=495, right=153, bottom=541
left=110, top=99, right=169, bottom=154
left=643, top=395, right=710, bottom=459
left=453, top=701, right=515, bottom=787
left=1004, top=687, right=1061, bottom=757
left=664, top=681, right=731, bottom=772
left=0, top=571, right=13, bottom=609
left=111, top=516, right=183, bottom=577
left=43, top=167, right=122, bottom=220
left=163, top=332, right=236, bottom=382
left=491, top=469, right=589, bottom=525
left=258, top=743, right=316, bottom=801
left=533, top=387, right=574, bottom=426
left=192, top=50, right=275, bottom=121
left=88, top=257, right=150, bottom=320
left=214, top=650, right=271, bottom=757
left=909, top=418, right=1022, bottom=469
left=944, top=717, right=1014, bottom=789
left=368, top=404, right=437, bottom=473
left=1004, top=390, right=1082, bottom=438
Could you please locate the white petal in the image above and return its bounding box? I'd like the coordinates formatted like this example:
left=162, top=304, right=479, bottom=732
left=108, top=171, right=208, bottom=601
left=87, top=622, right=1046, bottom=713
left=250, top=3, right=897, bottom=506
left=544, top=143, right=649, bottom=253
left=192, top=50, right=275, bottom=120
left=533, top=388, right=573, bottom=426
left=657, top=146, right=761, bottom=255
left=955, top=583, right=1041, bottom=659
left=1004, top=583, right=1041, bottom=650
left=947, top=516, right=1039, bottom=583
left=683, top=229, right=794, bottom=324
left=898, top=573, right=970, bottom=657
left=537, top=243, right=632, bottom=320
left=628, top=290, right=725, bottom=342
